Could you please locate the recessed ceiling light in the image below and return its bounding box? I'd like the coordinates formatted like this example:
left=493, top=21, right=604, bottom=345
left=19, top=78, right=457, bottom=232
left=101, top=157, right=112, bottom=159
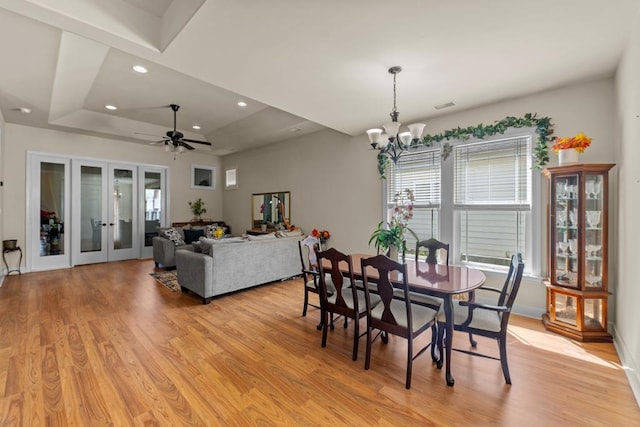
left=132, top=65, right=148, bottom=74
left=289, top=127, right=301, bottom=133
left=105, top=104, right=117, bottom=111
left=192, top=125, right=201, bottom=130
left=237, top=101, right=248, bottom=107
left=13, top=107, right=31, bottom=114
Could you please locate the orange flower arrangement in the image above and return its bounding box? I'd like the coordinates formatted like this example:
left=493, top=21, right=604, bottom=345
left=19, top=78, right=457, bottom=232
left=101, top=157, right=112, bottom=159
left=552, top=132, right=592, bottom=153
left=312, top=228, right=330, bottom=243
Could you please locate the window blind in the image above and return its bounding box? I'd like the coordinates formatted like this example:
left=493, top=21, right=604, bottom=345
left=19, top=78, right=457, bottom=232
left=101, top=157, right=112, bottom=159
left=387, top=148, right=441, bottom=207
left=453, top=136, right=531, bottom=210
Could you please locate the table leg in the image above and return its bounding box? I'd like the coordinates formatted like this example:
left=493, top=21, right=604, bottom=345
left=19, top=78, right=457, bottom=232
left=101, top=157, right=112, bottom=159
left=444, top=294, right=455, bottom=386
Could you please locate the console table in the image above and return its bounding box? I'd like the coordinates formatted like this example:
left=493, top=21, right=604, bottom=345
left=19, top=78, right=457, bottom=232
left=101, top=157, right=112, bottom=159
left=3, top=247, right=22, bottom=275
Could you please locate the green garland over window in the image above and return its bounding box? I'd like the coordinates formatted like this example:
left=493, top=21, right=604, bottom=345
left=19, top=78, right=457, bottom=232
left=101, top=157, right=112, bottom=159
left=376, top=113, right=553, bottom=178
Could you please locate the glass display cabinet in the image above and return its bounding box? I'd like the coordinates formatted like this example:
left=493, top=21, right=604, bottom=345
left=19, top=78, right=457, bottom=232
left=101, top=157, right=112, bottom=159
left=542, top=163, right=614, bottom=342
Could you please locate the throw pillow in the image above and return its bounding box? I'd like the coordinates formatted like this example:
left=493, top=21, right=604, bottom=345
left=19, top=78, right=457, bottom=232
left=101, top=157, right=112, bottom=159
left=163, top=227, right=185, bottom=246
left=183, top=228, right=205, bottom=243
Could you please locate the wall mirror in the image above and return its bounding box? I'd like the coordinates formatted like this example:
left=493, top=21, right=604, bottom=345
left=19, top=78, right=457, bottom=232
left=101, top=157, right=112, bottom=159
left=251, top=191, right=290, bottom=228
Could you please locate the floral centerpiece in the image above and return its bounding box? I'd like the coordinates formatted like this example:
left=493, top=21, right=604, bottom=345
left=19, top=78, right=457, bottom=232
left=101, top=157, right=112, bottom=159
left=552, top=132, right=591, bottom=165
left=552, top=132, right=592, bottom=153
left=369, top=188, right=418, bottom=257
left=312, top=228, right=330, bottom=245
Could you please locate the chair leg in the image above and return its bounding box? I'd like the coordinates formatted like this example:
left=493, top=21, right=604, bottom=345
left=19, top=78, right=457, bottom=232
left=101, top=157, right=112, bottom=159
left=302, top=287, right=309, bottom=317
left=352, top=317, right=359, bottom=361
left=321, top=309, right=329, bottom=348
left=364, top=326, right=372, bottom=371
left=499, top=336, right=511, bottom=384
left=405, top=337, right=413, bottom=389
left=436, top=322, right=445, bottom=369
left=430, top=324, right=439, bottom=362
left=344, top=317, right=348, bottom=329
left=468, top=332, right=477, bottom=348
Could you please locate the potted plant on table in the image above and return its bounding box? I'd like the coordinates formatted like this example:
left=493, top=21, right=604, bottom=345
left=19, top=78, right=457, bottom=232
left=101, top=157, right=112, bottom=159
left=188, top=198, right=207, bottom=221
left=369, top=189, right=418, bottom=260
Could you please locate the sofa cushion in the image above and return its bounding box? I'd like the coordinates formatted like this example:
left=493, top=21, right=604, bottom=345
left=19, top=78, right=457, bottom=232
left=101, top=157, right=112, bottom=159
left=183, top=228, right=205, bottom=243
left=163, top=227, right=185, bottom=246
left=199, top=236, right=245, bottom=255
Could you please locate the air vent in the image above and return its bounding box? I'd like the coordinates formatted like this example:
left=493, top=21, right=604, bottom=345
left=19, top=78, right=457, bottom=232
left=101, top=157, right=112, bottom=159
left=433, top=102, right=455, bottom=110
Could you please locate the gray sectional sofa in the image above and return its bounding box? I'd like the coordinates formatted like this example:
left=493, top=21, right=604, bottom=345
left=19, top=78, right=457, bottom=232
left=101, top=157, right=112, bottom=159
left=175, top=235, right=301, bottom=304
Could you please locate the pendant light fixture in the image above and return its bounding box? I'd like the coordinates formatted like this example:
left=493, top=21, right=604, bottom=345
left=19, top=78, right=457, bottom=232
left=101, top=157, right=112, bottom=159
left=366, top=66, right=425, bottom=164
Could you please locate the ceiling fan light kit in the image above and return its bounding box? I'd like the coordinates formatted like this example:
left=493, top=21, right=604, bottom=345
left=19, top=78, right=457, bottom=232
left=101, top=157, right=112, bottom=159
left=151, top=104, right=212, bottom=159
left=366, top=66, right=425, bottom=164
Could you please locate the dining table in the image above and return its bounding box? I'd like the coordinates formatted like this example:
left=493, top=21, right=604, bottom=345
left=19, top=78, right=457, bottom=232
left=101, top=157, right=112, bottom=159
left=345, top=254, right=487, bottom=386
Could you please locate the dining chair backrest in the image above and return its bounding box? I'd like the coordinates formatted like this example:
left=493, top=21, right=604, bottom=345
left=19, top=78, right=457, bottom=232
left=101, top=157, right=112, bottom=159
left=498, top=253, right=524, bottom=325
left=299, top=235, right=320, bottom=278
left=361, top=254, right=412, bottom=338
left=316, top=247, right=355, bottom=310
left=415, top=238, right=449, bottom=265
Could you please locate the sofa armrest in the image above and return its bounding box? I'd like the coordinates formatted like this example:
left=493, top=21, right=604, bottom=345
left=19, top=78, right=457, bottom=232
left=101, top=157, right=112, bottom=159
left=152, top=236, right=175, bottom=267
left=175, top=250, right=214, bottom=304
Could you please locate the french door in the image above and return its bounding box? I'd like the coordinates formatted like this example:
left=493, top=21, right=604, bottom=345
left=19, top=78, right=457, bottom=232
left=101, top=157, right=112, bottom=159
left=71, top=160, right=139, bottom=265
left=139, top=166, right=167, bottom=259
left=27, top=153, right=71, bottom=271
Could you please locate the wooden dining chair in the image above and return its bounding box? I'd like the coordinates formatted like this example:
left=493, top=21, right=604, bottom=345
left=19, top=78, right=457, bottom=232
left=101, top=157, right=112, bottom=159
left=360, top=254, right=439, bottom=389
left=436, top=253, right=524, bottom=384
left=298, top=236, right=331, bottom=330
left=316, top=248, right=379, bottom=361
left=415, top=237, right=450, bottom=265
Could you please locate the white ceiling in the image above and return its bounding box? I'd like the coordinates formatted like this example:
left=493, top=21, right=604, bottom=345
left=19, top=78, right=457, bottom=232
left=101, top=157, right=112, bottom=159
left=0, top=0, right=638, bottom=156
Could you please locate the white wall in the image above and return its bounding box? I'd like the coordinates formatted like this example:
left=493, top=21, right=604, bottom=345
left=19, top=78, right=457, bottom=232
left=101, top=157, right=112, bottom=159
left=223, top=78, right=617, bottom=320
left=1, top=123, right=223, bottom=269
left=614, top=13, right=640, bottom=403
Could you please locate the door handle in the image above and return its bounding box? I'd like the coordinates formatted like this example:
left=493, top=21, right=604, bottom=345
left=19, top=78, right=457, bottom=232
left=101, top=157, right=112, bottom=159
left=109, top=223, right=115, bottom=226
left=102, top=223, right=107, bottom=227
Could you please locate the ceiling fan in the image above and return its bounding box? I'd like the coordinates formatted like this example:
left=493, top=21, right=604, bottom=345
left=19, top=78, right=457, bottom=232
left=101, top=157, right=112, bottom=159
left=154, top=104, right=211, bottom=151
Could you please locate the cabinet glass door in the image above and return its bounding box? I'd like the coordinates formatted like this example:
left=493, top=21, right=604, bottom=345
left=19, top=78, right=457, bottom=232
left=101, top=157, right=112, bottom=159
left=553, top=174, right=579, bottom=288
left=584, top=173, right=604, bottom=289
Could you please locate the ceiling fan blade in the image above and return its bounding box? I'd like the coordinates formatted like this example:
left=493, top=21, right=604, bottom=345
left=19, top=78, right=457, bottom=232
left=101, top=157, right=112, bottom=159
left=181, top=138, right=211, bottom=146
left=180, top=141, right=195, bottom=150
left=148, top=139, right=166, bottom=146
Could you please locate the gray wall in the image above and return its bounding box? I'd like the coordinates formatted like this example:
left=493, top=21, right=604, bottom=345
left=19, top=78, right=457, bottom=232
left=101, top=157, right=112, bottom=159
left=614, top=13, right=640, bottom=403
left=222, top=77, right=617, bottom=327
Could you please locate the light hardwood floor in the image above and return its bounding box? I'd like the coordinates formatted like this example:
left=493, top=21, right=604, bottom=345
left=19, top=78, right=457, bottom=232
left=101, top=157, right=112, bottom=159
left=0, top=259, right=638, bottom=426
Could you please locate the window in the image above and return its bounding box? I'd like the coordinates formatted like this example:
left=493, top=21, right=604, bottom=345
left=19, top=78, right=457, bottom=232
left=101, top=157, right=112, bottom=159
left=454, top=136, right=532, bottom=270
left=386, top=149, right=441, bottom=255
left=225, top=167, right=238, bottom=190
left=384, top=130, right=539, bottom=275
left=191, top=165, right=215, bottom=190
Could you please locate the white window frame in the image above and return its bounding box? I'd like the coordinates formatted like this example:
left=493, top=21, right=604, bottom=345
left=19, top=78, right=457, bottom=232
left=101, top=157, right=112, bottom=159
left=191, top=164, right=215, bottom=190
left=383, top=128, right=542, bottom=277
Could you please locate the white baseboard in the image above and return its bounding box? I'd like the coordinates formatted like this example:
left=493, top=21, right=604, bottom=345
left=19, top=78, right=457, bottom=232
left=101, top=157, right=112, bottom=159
left=612, top=324, right=640, bottom=407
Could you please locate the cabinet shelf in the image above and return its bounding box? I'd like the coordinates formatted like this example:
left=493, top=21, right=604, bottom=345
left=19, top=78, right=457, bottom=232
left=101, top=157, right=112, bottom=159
left=542, top=163, right=614, bottom=342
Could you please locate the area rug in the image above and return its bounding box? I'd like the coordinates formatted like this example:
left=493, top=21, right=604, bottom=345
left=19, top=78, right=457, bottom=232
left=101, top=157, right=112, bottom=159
left=150, top=270, right=180, bottom=292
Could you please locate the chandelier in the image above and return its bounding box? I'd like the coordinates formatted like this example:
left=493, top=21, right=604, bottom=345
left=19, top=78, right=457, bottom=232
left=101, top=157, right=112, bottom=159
left=366, top=66, right=425, bottom=164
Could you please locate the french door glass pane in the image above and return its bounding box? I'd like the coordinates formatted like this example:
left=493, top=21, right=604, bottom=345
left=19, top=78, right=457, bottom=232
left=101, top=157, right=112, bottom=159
left=80, top=166, right=103, bottom=253
left=144, top=172, right=162, bottom=247
left=40, top=162, right=65, bottom=256
left=113, top=169, right=133, bottom=250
